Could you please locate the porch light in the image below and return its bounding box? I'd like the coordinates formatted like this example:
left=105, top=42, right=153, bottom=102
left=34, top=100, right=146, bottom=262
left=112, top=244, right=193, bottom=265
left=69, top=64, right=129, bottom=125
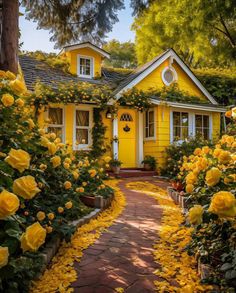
left=106, top=109, right=112, bottom=119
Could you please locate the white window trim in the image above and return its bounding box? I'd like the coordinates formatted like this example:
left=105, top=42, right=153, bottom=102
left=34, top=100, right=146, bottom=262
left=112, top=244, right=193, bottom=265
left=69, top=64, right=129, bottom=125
left=73, top=105, right=93, bottom=150
left=170, top=109, right=213, bottom=143
left=162, top=66, right=178, bottom=86
left=77, top=55, right=94, bottom=78
left=46, top=106, right=65, bottom=142
left=144, top=108, right=156, bottom=141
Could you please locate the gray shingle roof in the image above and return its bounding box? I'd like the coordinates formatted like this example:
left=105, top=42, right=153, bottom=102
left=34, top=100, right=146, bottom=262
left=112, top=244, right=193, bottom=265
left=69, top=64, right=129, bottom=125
left=19, top=55, right=107, bottom=91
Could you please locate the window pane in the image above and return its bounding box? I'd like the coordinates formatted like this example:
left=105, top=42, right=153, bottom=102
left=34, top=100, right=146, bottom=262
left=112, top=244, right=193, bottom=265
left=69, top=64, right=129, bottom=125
left=174, top=126, right=180, bottom=140
left=76, top=110, right=89, bottom=126
left=48, top=127, right=62, bottom=139
left=149, top=123, right=154, bottom=137
left=173, top=112, right=180, bottom=126
left=76, top=129, right=88, bottom=144
left=182, top=127, right=188, bottom=139
left=196, top=128, right=203, bottom=137
left=49, top=108, right=63, bottom=125
left=203, top=115, right=209, bottom=128
left=145, top=127, right=149, bottom=138
left=182, top=113, right=188, bottom=127
left=149, top=111, right=154, bottom=123
left=85, top=66, right=91, bottom=76
left=195, top=115, right=202, bottom=128
left=203, top=128, right=209, bottom=140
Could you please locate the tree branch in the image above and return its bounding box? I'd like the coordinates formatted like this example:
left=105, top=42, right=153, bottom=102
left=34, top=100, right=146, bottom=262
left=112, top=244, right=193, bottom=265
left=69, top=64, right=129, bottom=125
left=219, top=14, right=235, bottom=48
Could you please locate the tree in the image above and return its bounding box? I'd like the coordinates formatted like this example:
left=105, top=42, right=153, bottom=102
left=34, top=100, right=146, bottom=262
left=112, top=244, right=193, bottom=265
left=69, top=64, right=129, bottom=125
left=0, top=0, right=19, bottom=73
left=132, top=0, right=236, bottom=66
left=103, top=39, right=137, bottom=68
left=0, top=0, right=151, bottom=73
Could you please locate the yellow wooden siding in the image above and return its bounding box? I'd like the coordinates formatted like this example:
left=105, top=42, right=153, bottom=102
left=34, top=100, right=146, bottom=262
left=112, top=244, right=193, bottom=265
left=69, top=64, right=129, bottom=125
left=65, top=48, right=102, bottom=77
left=212, top=112, right=221, bottom=141
left=143, top=105, right=170, bottom=169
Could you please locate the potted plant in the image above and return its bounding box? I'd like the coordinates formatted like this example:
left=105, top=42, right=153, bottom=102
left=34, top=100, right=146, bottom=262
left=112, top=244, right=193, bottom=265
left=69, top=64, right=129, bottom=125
left=109, top=159, right=122, bottom=174
left=142, top=155, right=156, bottom=171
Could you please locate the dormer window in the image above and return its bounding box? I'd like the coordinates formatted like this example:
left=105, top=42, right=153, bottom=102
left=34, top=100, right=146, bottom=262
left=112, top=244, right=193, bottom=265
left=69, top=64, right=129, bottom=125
left=77, top=56, right=93, bottom=78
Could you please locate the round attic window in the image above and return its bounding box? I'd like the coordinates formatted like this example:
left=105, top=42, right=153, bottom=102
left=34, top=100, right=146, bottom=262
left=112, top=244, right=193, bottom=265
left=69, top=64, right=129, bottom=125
left=162, top=67, right=177, bottom=86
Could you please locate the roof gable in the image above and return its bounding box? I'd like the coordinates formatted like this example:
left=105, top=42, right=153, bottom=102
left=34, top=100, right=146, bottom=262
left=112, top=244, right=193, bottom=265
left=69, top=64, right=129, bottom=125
left=114, top=49, right=218, bottom=105
left=59, top=42, right=110, bottom=59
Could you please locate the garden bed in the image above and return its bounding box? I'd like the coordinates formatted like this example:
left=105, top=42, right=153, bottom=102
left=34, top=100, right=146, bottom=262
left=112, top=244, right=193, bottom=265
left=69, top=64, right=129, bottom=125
left=39, top=191, right=114, bottom=274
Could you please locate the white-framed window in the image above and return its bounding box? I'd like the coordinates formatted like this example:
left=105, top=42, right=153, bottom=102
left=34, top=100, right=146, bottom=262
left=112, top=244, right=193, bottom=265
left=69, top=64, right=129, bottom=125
left=77, top=55, right=93, bottom=78
left=75, top=108, right=93, bottom=149
left=172, top=111, right=189, bottom=141
left=144, top=109, right=155, bottom=139
left=162, top=67, right=177, bottom=86
left=195, top=114, right=210, bottom=140
left=47, top=107, right=65, bottom=141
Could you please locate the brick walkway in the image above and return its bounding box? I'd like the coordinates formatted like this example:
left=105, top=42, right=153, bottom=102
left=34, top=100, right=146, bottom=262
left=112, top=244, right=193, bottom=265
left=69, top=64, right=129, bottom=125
left=71, top=178, right=168, bottom=293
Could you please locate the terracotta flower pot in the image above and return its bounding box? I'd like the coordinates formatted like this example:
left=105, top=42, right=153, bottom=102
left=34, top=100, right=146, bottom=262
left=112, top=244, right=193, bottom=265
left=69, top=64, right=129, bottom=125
left=111, top=166, right=120, bottom=174
left=144, top=163, right=152, bottom=171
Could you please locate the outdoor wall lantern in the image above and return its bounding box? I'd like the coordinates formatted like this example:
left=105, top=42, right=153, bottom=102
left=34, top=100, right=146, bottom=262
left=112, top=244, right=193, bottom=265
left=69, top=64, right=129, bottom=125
left=106, top=109, right=112, bottom=119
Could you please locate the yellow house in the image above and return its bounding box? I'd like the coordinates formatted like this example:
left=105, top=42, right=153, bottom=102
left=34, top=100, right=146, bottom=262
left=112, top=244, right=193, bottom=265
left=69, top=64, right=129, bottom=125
left=20, top=42, right=225, bottom=169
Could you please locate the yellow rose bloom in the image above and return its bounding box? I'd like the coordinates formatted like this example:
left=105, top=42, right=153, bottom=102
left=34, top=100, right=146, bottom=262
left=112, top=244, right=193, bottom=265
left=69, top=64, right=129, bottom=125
left=202, top=146, right=210, bottom=154
left=5, top=71, right=16, bottom=80
left=194, top=148, right=202, bottom=156
left=232, top=107, right=236, bottom=119
left=76, top=187, right=84, bottom=193
left=5, top=149, right=30, bottom=173
left=20, top=222, right=46, bottom=252
left=72, top=171, right=79, bottom=180
left=1, top=93, right=14, bottom=107
left=209, top=191, right=236, bottom=218
left=27, top=119, right=35, bottom=129
left=13, top=175, right=41, bottom=199
left=40, top=136, right=50, bottom=147
left=225, top=110, right=232, bottom=118
left=39, top=164, right=47, bottom=171
left=64, top=157, right=72, bottom=164
left=36, top=211, right=46, bottom=221
left=50, top=156, right=61, bottom=168
left=205, top=167, right=222, bottom=187
left=15, top=98, right=25, bottom=107
left=9, top=79, right=27, bottom=94
left=104, top=156, right=111, bottom=163
left=58, top=207, right=64, bottom=213
left=218, top=150, right=231, bottom=164
left=47, top=212, right=55, bottom=220
left=0, top=190, right=20, bottom=219
left=65, top=201, right=73, bottom=209
left=213, top=148, right=221, bottom=158
left=82, top=182, right=87, bottom=187
left=46, top=226, right=53, bottom=234
left=186, top=184, right=194, bottom=193
left=89, top=169, right=97, bottom=178
left=47, top=142, right=57, bottom=155
left=64, top=181, right=72, bottom=190
left=186, top=172, right=197, bottom=185
left=63, top=162, right=70, bottom=169
left=188, top=205, right=204, bottom=225
left=224, top=174, right=236, bottom=184
left=49, top=132, right=56, bottom=140
left=0, top=246, right=9, bottom=268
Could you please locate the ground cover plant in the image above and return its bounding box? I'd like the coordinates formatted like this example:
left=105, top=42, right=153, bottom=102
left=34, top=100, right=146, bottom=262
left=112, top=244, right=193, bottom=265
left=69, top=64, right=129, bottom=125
left=0, top=71, right=113, bottom=292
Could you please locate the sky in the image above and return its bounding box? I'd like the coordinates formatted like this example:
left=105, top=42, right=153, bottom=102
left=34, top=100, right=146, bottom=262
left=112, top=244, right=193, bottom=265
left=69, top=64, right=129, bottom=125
left=19, top=1, right=135, bottom=53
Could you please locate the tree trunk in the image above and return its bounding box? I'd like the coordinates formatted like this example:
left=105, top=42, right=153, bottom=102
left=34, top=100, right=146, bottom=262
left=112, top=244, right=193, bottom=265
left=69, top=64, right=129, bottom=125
left=0, top=0, right=19, bottom=74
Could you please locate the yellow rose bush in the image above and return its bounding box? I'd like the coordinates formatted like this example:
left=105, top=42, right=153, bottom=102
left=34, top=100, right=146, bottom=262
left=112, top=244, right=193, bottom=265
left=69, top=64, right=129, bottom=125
left=0, top=72, right=113, bottom=292
left=174, top=111, right=236, bottom=290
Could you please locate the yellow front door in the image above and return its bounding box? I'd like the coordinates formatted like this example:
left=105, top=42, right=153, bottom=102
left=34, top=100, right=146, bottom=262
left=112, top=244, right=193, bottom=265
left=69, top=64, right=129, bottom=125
left=118, top=109, right=137, bottom=168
